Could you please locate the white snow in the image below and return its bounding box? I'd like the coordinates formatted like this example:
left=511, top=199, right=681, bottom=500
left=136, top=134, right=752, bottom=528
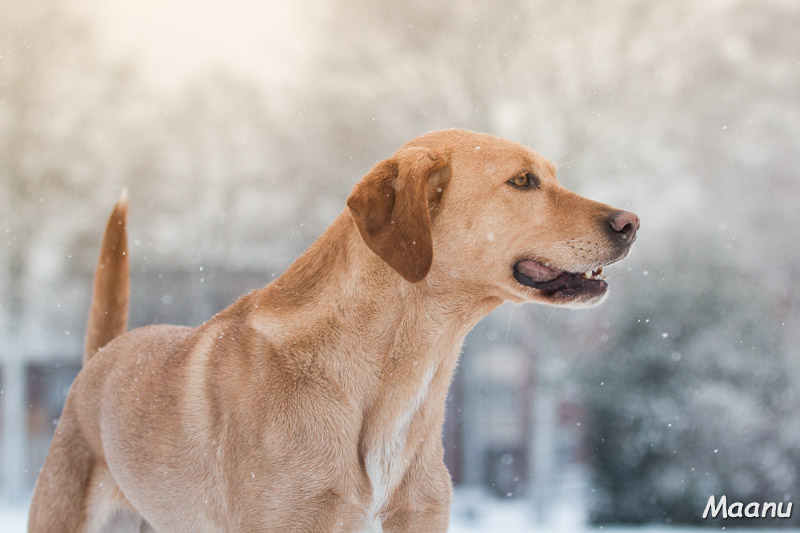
left=0, top=506, right=26, bottom=532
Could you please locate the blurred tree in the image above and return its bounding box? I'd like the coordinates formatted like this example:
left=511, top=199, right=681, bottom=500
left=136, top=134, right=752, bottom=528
left=122, top=70, right=310, bottom=323
left=584, top=230, right=800, bottom=525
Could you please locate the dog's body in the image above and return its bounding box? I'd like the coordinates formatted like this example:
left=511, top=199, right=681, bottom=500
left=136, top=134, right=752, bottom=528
left=29, top=130, right=638, bottom=532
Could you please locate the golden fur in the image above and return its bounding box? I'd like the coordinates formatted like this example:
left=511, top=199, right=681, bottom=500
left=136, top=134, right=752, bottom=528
left=29, top=130, right=638, bottom=532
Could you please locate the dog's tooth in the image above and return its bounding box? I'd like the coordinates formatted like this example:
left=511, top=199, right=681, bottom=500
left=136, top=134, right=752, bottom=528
left=583, top=271, right=592, bottom=279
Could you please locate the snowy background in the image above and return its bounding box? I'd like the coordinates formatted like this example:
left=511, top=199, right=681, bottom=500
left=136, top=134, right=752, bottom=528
left=2, top=0, right=800, bottom=530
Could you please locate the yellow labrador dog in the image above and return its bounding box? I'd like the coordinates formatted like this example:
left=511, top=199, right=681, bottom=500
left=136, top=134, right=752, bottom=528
left=29, top=130, right=639, bottom=532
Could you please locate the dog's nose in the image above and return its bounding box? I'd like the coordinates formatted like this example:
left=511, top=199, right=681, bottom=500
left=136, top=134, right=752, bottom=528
left=609, top=210, right=640, bottom=243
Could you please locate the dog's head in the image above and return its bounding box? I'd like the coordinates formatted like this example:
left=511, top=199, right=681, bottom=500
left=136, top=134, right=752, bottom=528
left=347, top=130, right=639, bottom=308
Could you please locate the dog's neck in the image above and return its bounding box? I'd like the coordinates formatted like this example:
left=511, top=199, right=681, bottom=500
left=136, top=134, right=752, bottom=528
left=260, top=210, right=501, bottom=360
left=253, top=208, right=501, bottom=429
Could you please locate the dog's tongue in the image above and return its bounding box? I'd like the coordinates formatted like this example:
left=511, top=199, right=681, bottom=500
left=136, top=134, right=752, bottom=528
left=516, top=260, right=563, bottom=282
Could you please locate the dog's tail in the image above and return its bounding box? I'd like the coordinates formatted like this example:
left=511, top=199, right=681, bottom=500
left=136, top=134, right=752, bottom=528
left=84, top=190, right=130, bottom=364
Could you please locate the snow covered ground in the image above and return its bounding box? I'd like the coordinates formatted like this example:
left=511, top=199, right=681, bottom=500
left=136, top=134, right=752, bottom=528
left=4, top=496, right=798, bottom=532
left=0, top=505, right=26, bottom=532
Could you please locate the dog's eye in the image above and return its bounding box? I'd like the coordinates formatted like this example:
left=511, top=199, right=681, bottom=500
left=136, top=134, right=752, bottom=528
left=508, top=172, right=535, bottom=189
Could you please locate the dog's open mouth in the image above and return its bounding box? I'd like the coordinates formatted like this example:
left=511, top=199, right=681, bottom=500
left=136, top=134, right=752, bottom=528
left=513, top=259, right=608, bottom=297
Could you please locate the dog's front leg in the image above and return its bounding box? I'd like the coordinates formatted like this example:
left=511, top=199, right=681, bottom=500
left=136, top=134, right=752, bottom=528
left=379, top=457, right=452, bottom=533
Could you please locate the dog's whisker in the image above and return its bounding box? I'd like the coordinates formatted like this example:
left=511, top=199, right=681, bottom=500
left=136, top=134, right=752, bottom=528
left=503, top=305, right=516, bottom=354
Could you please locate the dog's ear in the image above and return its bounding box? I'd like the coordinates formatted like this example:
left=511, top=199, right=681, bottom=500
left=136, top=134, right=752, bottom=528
left=347, top=146, right=448, bottom=283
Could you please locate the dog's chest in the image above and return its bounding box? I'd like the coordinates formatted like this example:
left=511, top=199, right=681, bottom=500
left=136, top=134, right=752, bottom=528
left=362, top=361, right=437, bottom=526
